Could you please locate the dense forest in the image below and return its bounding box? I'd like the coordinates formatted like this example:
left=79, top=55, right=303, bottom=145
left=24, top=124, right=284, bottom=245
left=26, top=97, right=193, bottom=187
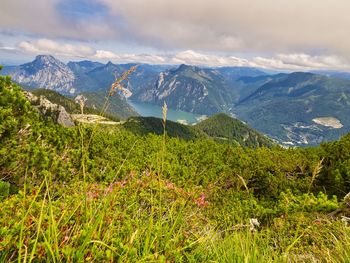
left=1, top=70, right=350, bottom=262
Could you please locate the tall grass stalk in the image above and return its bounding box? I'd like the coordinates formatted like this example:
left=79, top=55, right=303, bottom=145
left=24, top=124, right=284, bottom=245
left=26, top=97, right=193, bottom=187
left=18, top=180, right=45, bottom=263
left=86, top=65, right=138, bottom=150
left=308, top=157, right=324, bottom=193
left=76, top=66, right=137, bottom=220
left=159, top=101, right=168, bottom=248
left=28, top=185, right=47, bottom=263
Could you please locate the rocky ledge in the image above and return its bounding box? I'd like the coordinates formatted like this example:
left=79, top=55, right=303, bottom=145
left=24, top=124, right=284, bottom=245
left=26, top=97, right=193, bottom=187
left=23, top=91, right=75, bottom=127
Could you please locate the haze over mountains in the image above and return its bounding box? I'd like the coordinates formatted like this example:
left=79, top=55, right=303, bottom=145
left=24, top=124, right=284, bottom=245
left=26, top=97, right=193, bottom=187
left=3, top=54, right=350, bottom=146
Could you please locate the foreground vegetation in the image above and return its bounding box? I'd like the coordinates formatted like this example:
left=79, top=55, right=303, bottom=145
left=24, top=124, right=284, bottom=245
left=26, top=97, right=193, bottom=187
left=1, top=72, right=350, bottom=262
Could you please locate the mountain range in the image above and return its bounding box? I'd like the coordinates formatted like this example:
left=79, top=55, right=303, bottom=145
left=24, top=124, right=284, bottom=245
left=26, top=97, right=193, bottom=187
left=2, top=55, right=350, bottom=146
left=234, top=72, right=350, bottom=145
left=2, top=55, right=76, bottom=94
left=17, top=86, right=273, bottom=148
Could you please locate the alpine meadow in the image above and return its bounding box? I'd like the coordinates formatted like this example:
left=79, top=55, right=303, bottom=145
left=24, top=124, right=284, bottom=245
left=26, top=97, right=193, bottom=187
left=1, top=0, right=350, bottom=262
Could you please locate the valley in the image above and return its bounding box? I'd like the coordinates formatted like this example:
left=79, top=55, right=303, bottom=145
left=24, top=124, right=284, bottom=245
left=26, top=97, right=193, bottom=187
left=3, top=55, right=350, bottom=146
left=128, top=100, right=204, bottom=125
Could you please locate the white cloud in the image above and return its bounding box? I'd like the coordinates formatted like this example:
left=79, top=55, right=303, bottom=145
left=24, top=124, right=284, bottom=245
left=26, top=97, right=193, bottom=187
left=275, top=54, right=349, bottom=70
left=17, top=39, right=95, bottom=58
left=94, top=50, right=118, bottom=60
left=97, top=0, right=350, bottom=56
left=0, top=0, right=116, bottom=40
left=94, top=50, right=166, bottom=64
left=251, top=54, right=350, bottom=71
left=170, top=50, right=250, bottom=67
left=0, top=46, right=17, bottom=51
left=2, top=0, right=350, bottom=58
left=10, top=39, right=350, bottom=71
left=168, top=50, right=350, bottom=71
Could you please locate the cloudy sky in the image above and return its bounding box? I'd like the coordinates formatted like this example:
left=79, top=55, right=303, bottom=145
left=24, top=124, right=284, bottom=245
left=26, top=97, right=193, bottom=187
left=1, top=0, right=350, bottom=71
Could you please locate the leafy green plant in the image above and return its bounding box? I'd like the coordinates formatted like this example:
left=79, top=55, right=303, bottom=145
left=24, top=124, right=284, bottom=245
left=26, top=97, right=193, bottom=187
left=0, top=181, right=10, bottom=200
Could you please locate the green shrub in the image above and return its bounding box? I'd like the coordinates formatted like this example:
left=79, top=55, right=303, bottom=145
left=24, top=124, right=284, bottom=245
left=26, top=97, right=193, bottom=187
left=0, top=181, right=10, bottom=200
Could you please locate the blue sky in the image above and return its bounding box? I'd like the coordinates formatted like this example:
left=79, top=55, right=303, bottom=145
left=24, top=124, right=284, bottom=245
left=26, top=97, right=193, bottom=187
left=1, top=0, right=350, bottom=71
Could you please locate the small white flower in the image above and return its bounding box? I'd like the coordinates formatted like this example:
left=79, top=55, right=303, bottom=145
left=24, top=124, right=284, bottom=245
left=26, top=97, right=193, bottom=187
left=341, top=216, right=350, bottom=227
left=249, top=218, right=260, bottom=231
left=75, top=95, right=87, bottom=114
left=344, top=192, right=350, bottom=207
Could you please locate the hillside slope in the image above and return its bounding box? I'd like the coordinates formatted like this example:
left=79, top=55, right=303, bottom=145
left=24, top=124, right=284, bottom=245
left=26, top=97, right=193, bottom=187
left=195, top=113, right=274, bottom=147
left=122, top=116, right=207, bottom=140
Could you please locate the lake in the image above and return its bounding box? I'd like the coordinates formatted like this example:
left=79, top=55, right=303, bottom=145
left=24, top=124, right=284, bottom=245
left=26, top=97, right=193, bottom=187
left=128, top=100, right=207, bottom=125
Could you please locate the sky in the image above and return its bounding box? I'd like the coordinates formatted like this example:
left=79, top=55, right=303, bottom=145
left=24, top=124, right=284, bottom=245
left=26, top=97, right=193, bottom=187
left=1, top=0, right=350, bottom=71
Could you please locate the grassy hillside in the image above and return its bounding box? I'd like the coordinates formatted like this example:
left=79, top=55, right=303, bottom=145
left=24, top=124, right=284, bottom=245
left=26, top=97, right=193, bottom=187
left=122, top=116, right=207, bottom=140
left=1, top=74, right=350, bottom=262
left=122, top=114, right=273, bottom=147
left=195, top=113, right=274, bottom=147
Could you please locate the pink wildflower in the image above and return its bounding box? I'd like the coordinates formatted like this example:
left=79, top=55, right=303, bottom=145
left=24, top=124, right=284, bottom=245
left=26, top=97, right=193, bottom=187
left=194, top=193, right=209, bottom=207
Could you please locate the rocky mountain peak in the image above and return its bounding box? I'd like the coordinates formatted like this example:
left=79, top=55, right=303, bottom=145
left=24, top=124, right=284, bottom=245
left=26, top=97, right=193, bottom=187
left=34, top=54, right=59, bottom=64
left=177, top=64, right=197, bottom=72
left=30, top=55, right=69, bottom=71
left=105, top=61, right=116, bottom=67
left=9, top=55, right=76, bottom=94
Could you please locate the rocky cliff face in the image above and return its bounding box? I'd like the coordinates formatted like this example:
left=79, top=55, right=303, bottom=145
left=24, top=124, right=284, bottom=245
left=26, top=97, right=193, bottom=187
left=10, top=55, right=76, bottom=94
left=24, top=91, right=75, bottom=127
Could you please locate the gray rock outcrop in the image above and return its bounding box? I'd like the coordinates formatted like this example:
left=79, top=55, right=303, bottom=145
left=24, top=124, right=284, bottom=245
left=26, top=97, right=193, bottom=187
left=23, top=91, right=75, bottom=127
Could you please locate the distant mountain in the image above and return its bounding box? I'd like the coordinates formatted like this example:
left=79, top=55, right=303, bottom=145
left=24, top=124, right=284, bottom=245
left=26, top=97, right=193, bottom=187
left=2, top=56, right=170, bottom=97
left=5, top=55, right=350, bottom=146
left=194, top=113, right=274, bottom=147
left=2, top=56, right=139, bottom=119
left=1, top=55, right=268, bottom=116
left=128, top=64, right=172, bottom=98
left=216, top=66, right=267, bottom=80
left=4, top=55, right=76, bottom=94
left=311, top=70, right=350, bottom=80
left=67, top=60, right=104, bottom=75
left=82, top=62, right=139, bottom=93
left=132, top=64, right=239, bottom=115
left=234, top=72, right=350, bottom=145
left=68, top=61, right=171, bottom=99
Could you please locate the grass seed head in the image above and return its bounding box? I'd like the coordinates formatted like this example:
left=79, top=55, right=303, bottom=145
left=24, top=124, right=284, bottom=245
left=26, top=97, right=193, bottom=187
left=109, top=65, right=138, bottom=97
left=162, top=101, right=168, bottom=125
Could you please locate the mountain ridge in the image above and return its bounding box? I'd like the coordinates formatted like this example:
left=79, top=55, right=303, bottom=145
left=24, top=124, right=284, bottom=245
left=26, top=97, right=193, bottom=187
left=5, top=55, right=76, bottom=94
left=234, top=72, right=350, bottom=145
left=3, top=55, right=350, bottom=146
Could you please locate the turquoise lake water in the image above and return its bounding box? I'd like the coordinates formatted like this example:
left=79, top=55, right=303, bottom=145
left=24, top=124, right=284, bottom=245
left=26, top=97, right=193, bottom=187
left=128, top=101, right=207, bottom=125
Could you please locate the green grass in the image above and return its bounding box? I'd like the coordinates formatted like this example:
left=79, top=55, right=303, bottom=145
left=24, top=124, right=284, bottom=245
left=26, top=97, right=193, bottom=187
left=1, top=70, right=350, bottom=262
left=1, top=176, right=350, bottom=262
